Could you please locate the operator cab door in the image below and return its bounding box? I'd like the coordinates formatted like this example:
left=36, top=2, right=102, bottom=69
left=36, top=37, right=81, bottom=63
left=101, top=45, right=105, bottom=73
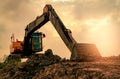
left=31, top=32, right=43, bottom=52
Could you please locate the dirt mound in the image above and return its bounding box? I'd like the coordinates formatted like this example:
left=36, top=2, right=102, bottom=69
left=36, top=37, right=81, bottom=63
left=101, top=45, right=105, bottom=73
left=0, top=49, right=120, bottom=79
left=33, top=61, right=120, bottom=79
left=0, top=49, right=61, bottom=79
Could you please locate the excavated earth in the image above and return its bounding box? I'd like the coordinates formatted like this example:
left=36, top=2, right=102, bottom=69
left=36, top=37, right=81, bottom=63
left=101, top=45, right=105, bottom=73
left=0, top=49, right=120, bottom=79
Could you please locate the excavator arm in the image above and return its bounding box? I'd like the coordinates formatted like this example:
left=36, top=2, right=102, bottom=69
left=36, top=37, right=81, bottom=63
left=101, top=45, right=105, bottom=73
left=23, top=14, right=48, bottom=55
left=46, top=5, right=77, bottom=53
left=23, top=4, right=101, bottom=61
left=23, top=5, right=76, bottom=55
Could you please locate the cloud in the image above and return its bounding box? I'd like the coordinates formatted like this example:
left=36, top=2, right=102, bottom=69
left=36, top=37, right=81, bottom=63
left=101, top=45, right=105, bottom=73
left=71, top=0, right=117, bottom=20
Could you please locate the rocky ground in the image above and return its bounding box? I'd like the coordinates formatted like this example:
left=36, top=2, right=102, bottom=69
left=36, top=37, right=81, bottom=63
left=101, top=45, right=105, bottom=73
left=0, top=49, right=120, bottom=79
left=33, top=61, right=120, bottom=79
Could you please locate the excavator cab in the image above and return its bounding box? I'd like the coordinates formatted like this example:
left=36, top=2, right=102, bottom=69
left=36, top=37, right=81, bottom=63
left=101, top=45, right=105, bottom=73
left=10, top=32, right=44, bottom=56
left=31, top=32, right=43, bottom=52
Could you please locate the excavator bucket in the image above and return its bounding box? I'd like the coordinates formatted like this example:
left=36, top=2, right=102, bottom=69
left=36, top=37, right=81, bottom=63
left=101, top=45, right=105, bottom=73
left=71, top=43, right=101, bottom=61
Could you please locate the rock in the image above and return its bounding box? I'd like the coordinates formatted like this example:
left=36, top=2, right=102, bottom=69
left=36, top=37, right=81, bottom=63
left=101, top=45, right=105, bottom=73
left=45, top=49, right=53, bottom=57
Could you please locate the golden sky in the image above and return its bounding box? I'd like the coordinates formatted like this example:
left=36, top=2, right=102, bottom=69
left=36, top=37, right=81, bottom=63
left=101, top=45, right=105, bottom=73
left=0, top=0, right=120, bottom=59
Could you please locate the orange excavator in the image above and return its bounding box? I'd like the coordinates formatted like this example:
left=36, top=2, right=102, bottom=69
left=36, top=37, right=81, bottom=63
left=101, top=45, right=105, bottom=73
left=9, top=4, right=101, bottom=61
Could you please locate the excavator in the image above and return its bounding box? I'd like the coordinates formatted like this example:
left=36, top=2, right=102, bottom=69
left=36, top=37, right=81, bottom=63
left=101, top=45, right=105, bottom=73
left=9, top=4, right=101, bottom=61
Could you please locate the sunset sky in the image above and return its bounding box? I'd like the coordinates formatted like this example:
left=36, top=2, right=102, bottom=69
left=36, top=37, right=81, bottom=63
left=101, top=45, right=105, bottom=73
left=0, top=0, right=120, bottom=59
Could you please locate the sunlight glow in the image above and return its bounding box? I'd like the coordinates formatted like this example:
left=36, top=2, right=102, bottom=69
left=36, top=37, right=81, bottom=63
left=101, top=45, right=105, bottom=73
left=85, top=17, right=110, bottom=31
left=83, top=17, right=116, bottom=56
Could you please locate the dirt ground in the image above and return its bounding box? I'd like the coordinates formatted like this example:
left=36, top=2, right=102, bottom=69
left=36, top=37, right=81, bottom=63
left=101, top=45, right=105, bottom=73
left=33, top=61, right=120, bottom=79
left=0, top=51, right=120, bottom=79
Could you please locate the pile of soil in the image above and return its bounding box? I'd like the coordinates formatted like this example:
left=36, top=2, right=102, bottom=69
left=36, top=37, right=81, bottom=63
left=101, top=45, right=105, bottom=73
left=0, top=49, right=120, bottom=79
left=34, top=61, right=120, bottom=79
left=0, top=49, right=61, bottom=79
